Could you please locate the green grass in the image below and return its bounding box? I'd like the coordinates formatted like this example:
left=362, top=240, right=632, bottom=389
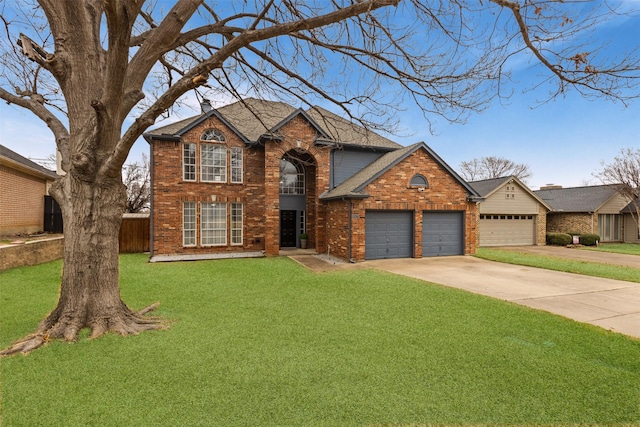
left=1, top=255, right=639, bottom=426
left=581, top=242, right=640, bottom=255
left=475, top=247, right=640, bottom=283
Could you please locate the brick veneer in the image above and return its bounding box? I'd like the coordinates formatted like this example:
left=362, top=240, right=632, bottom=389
left=0, top=165, right=48, bottom=235
left=546, top=212, right=596, bottom=235
left=324, top=148, right=477, bottom=261
left=151, top=113, right=476, bottom=262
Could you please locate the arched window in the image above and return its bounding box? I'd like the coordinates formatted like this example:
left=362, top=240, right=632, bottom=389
left=201, top=129, right=225, bottom=142
left=410, top=174, right=428, bottom=187
left=279, top=159, right=305, bottom=194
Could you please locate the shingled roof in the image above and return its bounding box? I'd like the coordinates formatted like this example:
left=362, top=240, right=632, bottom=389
left=534, top=184, right=622, bottom=212
left=144, top=98, right=401, bottom=150
left=0, top=144, right=58, bottom=180
left=320, top=142, right=480, bottom=200
left=468, top=176, right=512, bottom=197
left=469, top=176, right=551, bottom=210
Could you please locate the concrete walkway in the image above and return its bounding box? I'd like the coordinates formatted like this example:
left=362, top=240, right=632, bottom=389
left=289, top=250, right=640, bottom=340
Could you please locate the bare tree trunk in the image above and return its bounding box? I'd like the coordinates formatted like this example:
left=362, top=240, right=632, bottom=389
left=0, top=173, right=163, bottom=355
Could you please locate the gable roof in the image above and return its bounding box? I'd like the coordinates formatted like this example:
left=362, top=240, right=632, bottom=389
left=469, top=176, right=551, bottom=210
left=143, top=98, right=401, bottom=150
left=0, top=144, right=58, bottom=180
left=320, top=142, right=480, bottom=200
left=534, top=184, right=623, bottom=212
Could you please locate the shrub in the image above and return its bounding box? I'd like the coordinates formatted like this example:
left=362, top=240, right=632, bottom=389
left=579, top=233, right=600, bottom=246
left=546, top=232, right=572, bottom=246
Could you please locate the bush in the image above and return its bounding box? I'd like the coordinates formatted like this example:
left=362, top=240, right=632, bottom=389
left=579, top=233, right=600, bottom=246
left=546, top=232, right=572, bottom=246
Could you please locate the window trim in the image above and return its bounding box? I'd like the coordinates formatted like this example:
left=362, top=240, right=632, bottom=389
left=410, top=174, right=428, bottom=187
left=230, top=147, right=243, bottom=184
left=201, top=129, right=226, bottom=142
left=231, top=202, right=243, bottom=245
left=183, top=143, right=197, bottom=182
left=201, top=202, right=227, bottom=246
left=201, top=143, right=227, bottom=183
left=183, top=201, right=197, bottom=247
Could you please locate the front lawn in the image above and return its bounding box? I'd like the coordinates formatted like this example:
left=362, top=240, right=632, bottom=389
left=475, top=247, right=640, bottom=283
left=582, top=242, right=640, bottom=255
left=1, top=255, right=639, bottom=426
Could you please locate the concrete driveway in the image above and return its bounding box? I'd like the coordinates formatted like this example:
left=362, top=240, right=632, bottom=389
left=363, top=255, right=640, bottom=340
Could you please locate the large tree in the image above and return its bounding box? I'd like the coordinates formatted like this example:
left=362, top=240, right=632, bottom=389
left=1, top=0, right=639, bottom=355
left=459, top=156, right=532, bottom=183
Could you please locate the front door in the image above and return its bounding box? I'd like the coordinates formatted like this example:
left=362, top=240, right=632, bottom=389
left=280, top=210, right=297, bottom=247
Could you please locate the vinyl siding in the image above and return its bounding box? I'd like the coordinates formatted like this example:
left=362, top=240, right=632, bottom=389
left=331, top=149, right=383, bottom=188
left=479, top=184, right=539, bottom=214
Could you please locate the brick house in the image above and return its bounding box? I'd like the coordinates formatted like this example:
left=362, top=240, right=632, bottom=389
left=144, top=98, right=481, bottom=262
left=534, top=184, right=631, bottom=242
left=0, top=144, right=58, bottom=235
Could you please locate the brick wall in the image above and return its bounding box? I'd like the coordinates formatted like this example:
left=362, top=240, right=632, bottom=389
left=0, top=237, right=63, bottom=271
left=0, top=165, right=48, bottom=235
left=546, top=212, right=596, bottom=235
left=536, top=205, right=548, bottom=245
left=324, top=147, right=477, bottom=262
left=151, top=115, right=266, bottom=256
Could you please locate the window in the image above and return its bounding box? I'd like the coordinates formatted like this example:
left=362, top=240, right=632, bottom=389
left=300, top=211, right=306, bottom=235
left=410, top=174, right=428, bottom=187
left=598, top=214, right=620, bottom=241
left=201, top=129, right=225, bottom=142
left=201, top=144, right=227, bottom=182
left=231, top=203, right=243, bottom=245
left=183, top=143, right=196, bottom=181
left=505, top=185, right=515, bottom=199
left=231, top=147, right=243, bottom=183
left=201, top=202, right=226, bottom=246
left=280, top=159, right=305, bottom=194
left=183, top=202, right=196, bottom=246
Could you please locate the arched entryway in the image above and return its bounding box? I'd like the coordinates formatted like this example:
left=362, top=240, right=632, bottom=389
left=279, top=150, right=316, bottom=248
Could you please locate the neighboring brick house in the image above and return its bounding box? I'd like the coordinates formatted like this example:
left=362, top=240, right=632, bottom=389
left=144, top=98, right=481, bottom=262
left=534, top=184, right=631, bottom=242
left=469, top=176, right=550, bottom=246
left=0, top=144, right=58, bottom=235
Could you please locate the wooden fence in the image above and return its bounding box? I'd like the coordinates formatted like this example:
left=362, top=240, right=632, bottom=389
left=119, top=214, right=150, bottom=253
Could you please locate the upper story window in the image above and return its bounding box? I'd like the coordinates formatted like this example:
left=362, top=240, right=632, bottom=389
left=410, top=174, right=428, bottom=187
left=505, top=184, right=516, bottom=199
left=280, top=159, right=305, bottom=195
left=201, top=144, right=227, bottom=182
left=183, top=143, right=196, bottom=181
left=201, top=129, right=226, bottom=142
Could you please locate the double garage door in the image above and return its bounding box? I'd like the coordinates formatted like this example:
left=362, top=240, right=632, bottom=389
left=479, top=214, right=535, bottom=246
left=365, top=211, right=464, bottom=260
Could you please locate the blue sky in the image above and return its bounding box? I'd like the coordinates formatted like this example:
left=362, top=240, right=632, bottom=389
left=1, top=2, right=638, bottom=190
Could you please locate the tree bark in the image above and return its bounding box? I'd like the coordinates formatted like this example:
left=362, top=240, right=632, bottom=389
left=0, top=172, right=163, bottom=356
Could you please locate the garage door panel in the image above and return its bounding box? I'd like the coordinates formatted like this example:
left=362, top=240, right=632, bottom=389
left=365, top=211, right=413, bottom=260
left=422, top=212, right=464, bottom=257
left=479, top=215, right=535, bottom=246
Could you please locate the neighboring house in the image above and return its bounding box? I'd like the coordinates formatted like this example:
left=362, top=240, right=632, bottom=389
left=0, top=144, right=58, bottom=235
left=621, top=199, right=640, bottom=243
left=469, top=176, right=550, bottom=246
left=534, top=184, right=631, bottom=242
left=144, top=98, right=481, bottom=262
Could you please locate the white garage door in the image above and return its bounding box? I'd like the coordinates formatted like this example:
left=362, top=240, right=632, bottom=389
left=479, top=214, right=535, bottom=246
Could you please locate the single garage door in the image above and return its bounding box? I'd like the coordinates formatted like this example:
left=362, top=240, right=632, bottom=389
left=479, top=214, right=535, bottom=246
left=365, top=211, right=413, bottom=260
left=422, top=211, right=464, bottom=257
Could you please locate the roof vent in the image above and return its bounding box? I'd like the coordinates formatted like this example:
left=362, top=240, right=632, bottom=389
left=201, top=99, right=212, bottom=113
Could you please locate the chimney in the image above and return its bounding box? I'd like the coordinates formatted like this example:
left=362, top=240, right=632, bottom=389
left=201, top=99, right=212, bottom=113
left=540, top=184, right=563, bottom=190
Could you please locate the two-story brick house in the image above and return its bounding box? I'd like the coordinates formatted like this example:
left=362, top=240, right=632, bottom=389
left=144, top=98, right=481, bottom=262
